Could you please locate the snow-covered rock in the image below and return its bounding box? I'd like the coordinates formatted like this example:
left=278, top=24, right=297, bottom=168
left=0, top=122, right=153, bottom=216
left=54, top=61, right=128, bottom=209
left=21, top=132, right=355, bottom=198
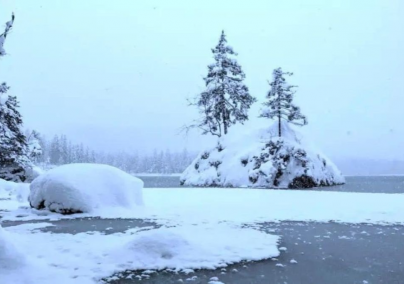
left=181, top=122, right=344, bottom=188
left=29, top=163, right=144, bottom=214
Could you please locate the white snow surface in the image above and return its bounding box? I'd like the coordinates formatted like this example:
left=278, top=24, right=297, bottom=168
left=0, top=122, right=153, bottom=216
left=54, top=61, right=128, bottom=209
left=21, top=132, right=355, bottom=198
left=0, top=178, right=30, bottom=203
left=0, top=223, right=279, bottom=284
left=0, top=225, right=26, bottom=271
left=1, top=184, right=403, bottom=225
left=29, top=163, right=144, bottom=213
left=1, top=178, right=404, bottom=283
left=181, top=121, right=345, bottom=188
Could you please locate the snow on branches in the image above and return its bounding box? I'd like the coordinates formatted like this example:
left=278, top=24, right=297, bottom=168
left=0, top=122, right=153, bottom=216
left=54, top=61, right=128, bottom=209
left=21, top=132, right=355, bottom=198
left=0, top=13, right=15, bottom=56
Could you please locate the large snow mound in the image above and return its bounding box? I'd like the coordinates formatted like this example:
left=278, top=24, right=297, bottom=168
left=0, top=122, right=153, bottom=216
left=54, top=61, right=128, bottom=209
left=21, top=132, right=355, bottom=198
left=181, top=122, right=344, bottom=188
left=29, top=163, right=144, bottom=214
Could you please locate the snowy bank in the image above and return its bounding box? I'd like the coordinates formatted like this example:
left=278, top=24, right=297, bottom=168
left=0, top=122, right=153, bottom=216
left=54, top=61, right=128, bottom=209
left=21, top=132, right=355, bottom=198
left=1, top=223, right=278, bottom=284
left=29, top=163, right=144, bottom=214
left=0, top=225, right=26, bottom=271
left=0, top=178, right=30, bottom=202
left=113, top=224, right=279, bottom=271
left=3, top=187, right=404, bottom=225
left=142, top=188, right=404, bottom=225
left=181, top=122, right=344, bottom=188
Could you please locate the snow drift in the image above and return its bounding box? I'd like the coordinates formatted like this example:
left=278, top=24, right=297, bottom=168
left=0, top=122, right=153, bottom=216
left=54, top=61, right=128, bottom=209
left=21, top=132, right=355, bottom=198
left=113, top=224, right=280, bottom=271
left=29, top=163, right=144, bottom=214
left=0, top=178, right=30, bottom=202
left=181, top=122, right=344, bottom=188
left=0, top=225, right=26, bottom=271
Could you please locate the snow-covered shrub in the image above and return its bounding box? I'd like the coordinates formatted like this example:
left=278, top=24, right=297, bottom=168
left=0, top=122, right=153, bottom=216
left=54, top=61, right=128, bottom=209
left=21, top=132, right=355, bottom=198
left=181, top=122, right=344, bottom=188
left=29, top=163, right=144, bottom=214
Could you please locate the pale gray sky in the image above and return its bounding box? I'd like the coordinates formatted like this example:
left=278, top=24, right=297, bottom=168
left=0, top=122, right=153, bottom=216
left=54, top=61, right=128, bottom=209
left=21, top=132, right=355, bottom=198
left=0, top=0, right=403, bottom=159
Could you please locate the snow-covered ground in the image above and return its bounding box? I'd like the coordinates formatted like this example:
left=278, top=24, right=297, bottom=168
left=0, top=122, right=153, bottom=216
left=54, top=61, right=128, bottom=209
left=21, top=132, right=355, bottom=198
left=1, top=175, right=404, bottom=283
left=2, top=187, right=403, bottom=225
left=1, top=222, right=279, bottom=284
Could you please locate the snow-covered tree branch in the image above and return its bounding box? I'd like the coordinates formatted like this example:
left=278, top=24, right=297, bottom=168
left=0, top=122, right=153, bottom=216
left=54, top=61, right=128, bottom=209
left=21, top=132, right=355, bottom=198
left=0, top=13, right=15, bottom=56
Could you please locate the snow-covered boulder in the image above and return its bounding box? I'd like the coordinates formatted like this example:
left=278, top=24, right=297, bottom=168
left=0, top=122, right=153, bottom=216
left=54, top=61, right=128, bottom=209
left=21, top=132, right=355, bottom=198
left=29, top=164, right=144, bottom=214
left=181, top=122, right=344, bottom=189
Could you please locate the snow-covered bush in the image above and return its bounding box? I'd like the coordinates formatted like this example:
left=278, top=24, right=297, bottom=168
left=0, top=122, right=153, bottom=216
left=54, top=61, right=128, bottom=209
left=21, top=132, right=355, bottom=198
left=181, top=122, right=344, bottom=188
left=29, top=163, right=144, bottom=214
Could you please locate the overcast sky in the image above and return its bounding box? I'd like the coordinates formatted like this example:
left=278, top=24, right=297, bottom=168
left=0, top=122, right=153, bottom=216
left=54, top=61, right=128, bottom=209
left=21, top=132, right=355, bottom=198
left=0, top=0, right=403, bottom=160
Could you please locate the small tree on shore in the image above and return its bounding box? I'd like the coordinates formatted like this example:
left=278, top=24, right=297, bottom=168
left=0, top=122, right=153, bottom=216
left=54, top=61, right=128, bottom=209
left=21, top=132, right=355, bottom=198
left=186, top=31, right=256, bottom=137
left=260, top=68, right=307, bottom=137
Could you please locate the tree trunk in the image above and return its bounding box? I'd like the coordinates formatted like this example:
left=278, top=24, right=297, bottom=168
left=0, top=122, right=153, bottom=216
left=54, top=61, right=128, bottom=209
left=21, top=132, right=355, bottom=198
left=278, top=114, right=281, bottom=137
left=223, top=109, right=228, bottom=135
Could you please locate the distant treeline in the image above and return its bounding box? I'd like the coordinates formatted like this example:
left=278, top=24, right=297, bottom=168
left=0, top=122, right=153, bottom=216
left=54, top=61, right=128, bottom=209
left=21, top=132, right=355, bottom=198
left=35, top=134, right=196, bottom=174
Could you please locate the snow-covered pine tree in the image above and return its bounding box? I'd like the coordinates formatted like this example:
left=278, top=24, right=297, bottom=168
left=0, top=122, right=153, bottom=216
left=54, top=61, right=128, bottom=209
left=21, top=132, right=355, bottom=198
left=0, top=14, right=30, bottom=181
left=188, top=31, right=256, bottom=137
left=260, top=67, right=307, bottom=137
left=26, top=130, right=43, bottom=163
left=0, top=83, right=31, bottom=181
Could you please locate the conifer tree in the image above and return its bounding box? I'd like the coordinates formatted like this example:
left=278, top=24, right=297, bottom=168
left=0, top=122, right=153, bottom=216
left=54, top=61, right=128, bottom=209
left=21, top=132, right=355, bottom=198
left=260, top=68, right=307, bottom=137
left=26, top=130, right=43, bottom=163
left=0, top=14, right=30, bottom=181
left=0, top=84, right=30, bottom=181
left=188, top=31, right=256, bottom=137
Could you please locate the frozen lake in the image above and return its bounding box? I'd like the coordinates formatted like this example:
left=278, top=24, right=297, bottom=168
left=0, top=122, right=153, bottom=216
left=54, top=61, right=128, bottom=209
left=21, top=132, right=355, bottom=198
left=137, top=175, right=404, bottom=193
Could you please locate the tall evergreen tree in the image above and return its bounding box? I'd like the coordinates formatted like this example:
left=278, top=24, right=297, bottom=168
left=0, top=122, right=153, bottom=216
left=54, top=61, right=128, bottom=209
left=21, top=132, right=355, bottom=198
left=188, top=31, right=256, bottom=137
left=260, top=68, right=307, bottom=137
left=0, top=14, right=30, bottom=181
left=0, top=83, right=30, bottom=181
